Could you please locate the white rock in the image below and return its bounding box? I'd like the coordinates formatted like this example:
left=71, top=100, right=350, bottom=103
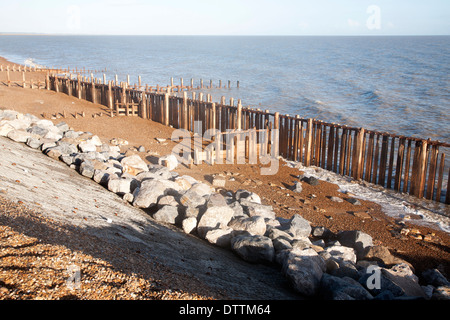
left=228, top=216, right=267, bottom=236
left=197, top=206, right=235, bottom=238
left=182, top=217, right=198, bottom=234
left=325, top=245, right=357, bottom=264
left=0, top=123, right=15, bottom=137
left=79, top=141, right=97, bottom=153
left=158, top=154, right=178, bottom=170
left=205, top=228, right=234, bottom=248
left=120, top=154, right=149, bottom=173
left=281, top=248, right=326, bottom=297
left=7, top=130, right=33, bottom=143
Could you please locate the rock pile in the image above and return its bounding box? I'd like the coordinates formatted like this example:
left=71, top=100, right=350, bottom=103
left=1, top=108, right=449, bottom=300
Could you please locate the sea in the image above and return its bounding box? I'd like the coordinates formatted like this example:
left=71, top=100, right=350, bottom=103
left=0, top=35, right=449, bottom=143
left=0, top=35, right=449, bottom=231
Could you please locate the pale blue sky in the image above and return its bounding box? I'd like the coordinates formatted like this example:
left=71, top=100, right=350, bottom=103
left=0, top=0, right=449, bottom=35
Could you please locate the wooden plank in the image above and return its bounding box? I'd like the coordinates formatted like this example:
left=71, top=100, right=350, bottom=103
left=417, top=140, right=429, bottom=199
left=305, top=118, right=313, bottom=167
left=339, top=129, right=348, bottom=175
left=394, top=138, right=406, bottom=191
left=409, top=141, right=422, bottom=197
left=315, top=122, right=322, bottom=166
left=299, top=121, right=305, bottom=164
left=321, top=124, right=327, bottom=168
left=372, top=134, right=380, bottom=184
left=378, top=135, right=389, bottom=187
left=356, top=128, right=366, bottom=180
left=287, top=116, right=293, bottom=159
left=333, top=127, right=340, bottom=173
left=327, top=126, right=335, bottom=171
left=386, top=137, right=396, bottom=189
left=164, top=93, right=169, bottom=126
left=403, top=139, right=412, bottom=193
left=346, top=133, right=352, bottom=176
left=365, top=132, right=375, bottom=182
left=425, top=145, right=439, bottom=200
left=435, top=153, right=445, bottom=202
left=293, top=116, right=300, bottom=161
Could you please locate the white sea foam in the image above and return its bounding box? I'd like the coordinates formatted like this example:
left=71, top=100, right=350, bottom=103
left=24, top=58, right=45, bottom=69
left=284, top=160, right=450, bottom=234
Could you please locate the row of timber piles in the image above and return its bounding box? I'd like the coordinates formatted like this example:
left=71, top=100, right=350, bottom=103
left=24, top=73, right=450, bottom=205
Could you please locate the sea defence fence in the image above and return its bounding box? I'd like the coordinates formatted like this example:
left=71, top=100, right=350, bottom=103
left=1, top=65, right=449, bottom=205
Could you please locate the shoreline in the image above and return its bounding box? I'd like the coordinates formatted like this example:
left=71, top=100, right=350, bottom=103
left=0, top=55, right=449, bottom=290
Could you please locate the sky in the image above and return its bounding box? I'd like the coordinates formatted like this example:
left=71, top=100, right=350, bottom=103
left=0, top=0, right=449, bottom=36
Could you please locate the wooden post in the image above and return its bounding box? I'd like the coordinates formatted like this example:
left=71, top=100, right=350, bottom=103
left=54, top=75, right=60, bottom=93
left=426, top=145, right=439, bottom=200
left=140, top=92, right=147, bottom=119
left=394, top=138, right=406, bottom=191
left=164, top=93, right=169, bottom=126
left=91, top=78, right=96, bottom=104
left=46, top=72, right=50, bottom=90
left=7, top=67, right=11, bottom=87
left=353, top=128, right=365, bottom=179
left=417, top=139, right=428, bottom=199
left=182, top=91, right=188, bottom=130
left=403, top=140, right=412, bottom=193
left=435, top=153, right=445, bottom=202
left=237, top=100, right=242, bottom=130
left=107, top=80, right=113, bottom=110
left=211, top=102, right=216, bottom=131
left=77, top=74, right=82, bottom=99
left=304, top=118, right=313, bottom=167
left=22, top=72, right=26, bottom=88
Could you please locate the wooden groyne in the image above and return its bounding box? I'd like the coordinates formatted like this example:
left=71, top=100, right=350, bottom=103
left=1, top=65, right=448, bottom=205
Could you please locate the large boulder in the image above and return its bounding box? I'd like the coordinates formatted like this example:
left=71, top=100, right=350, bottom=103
left=181, top=217, right=198, bottom=234
left=279, top=214, right=312, bottom=239
left=337, top=230, right=373, bottom=259
left=239, top=199, right=275, bottom=220
left=325, top=245, right=357, bottom=265
left=158, top=154, right=178, bottom=171
left=108, top=177, right=139, bottom=195
left=153, top=205, right=179, bottom=225
left=281, top=248, right=326, bottom=297
left=7, top=129, right=33, bottom=143
left=197, top=206, right=235, bottom=238
left=120, top=154, right=149, bottom=174
left=205, top=228, right=234, bottom=248
left=132, top=179, right=168, bottom=208
left=320, top=274, right=373, bottom=300
left=0, top=123, right=15, bottom=136
left=231, top=234, right=275, bottom=264
left=228, top=216, right=267, bottom=236
left=381, top=263, right=427, bottom=298
left=235, top=189, right=261, bottom=204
